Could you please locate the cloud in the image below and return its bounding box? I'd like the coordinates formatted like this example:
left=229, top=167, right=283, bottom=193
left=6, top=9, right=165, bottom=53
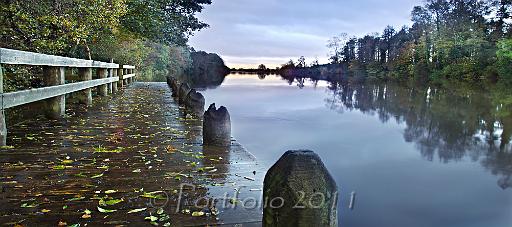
left=189, top=0, right=423, bottom=68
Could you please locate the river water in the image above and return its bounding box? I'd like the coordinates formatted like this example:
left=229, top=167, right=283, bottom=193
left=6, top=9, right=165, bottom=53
left=202, top=73, right=512, bottom=227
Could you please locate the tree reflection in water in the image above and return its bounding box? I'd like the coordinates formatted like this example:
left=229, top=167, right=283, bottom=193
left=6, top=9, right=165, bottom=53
left=321, top=80, right=512, bottom=189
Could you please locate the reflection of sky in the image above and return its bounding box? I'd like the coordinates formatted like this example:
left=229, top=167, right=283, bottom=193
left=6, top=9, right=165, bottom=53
left=189, top=0, right=423, bottom=68
left=219, top=74, right=331, bottom=87
left=202, top=74, right=512, bottom=227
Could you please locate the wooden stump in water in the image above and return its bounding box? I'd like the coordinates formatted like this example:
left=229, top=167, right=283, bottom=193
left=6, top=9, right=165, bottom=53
left=178, top=83, right=191, bottom=104
left=166, top=76, right=172, bottom=88
left=263, top=150, right=338, bottom=227
left=171, top=78, right=179, bottom=98
left=203, top=103, right=231, bottom=146
left=185, top=89, right=205, bottom=118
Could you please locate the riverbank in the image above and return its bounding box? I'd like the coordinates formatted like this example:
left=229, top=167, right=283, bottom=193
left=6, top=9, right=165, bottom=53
left=0, top=83, right=264, bottom=226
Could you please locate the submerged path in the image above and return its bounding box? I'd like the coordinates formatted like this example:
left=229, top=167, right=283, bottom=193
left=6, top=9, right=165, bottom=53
left=0, top=83, right=264, bottom=226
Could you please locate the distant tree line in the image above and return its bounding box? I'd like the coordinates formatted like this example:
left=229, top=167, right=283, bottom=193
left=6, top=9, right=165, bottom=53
left=324, top=0, right=512, bottom=84
left=0, top=0, right=212, bottom=91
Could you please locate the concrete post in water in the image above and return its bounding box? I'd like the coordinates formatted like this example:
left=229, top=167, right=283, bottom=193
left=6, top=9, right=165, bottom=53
left=43, top=66, right=66, bottom=119
left=0, top=65, right=7, bottom=146
left=178, top=83, right=192, bottom=104
left=203, top=103, right=231, bottom=146
left=185, top=89, right=205, bottom=117
left=107, top=69, right=113, bottom=94
left=97, top=68, right=108, bottom=96
left=77, top=68, right=93, bottom=106
left=263, top=150, right=338, bottom=227
left=112, top=68, right=118, bottom=93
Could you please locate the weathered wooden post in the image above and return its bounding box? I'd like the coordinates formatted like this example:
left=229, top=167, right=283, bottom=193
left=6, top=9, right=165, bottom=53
left=178, top=83, right=191, bottom=104
left=107, top=68, right=113, bottom=94
left=117, top=67, right=124, bottom=88
left=43, top=66, right=66, bottom=119
left=203, top=103, right=231, bottom=146
left=77, top=68, right=93, bottom=105
left=171, top=77, right=179, bottom=97
left=263, top=150, right=338, bottom=227
left=0, top=65, right=6, bottom=146
left=185, top=89, right=205, bottom=118
left=97, top=68, right=108, bottom=96
left=112, top=68, right=118, bottom=93
left=130, top=69, right=134, bottom=84
left=123, top=69, right=128, bottom=86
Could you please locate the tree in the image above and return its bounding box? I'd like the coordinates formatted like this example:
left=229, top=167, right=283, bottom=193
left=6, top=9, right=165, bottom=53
left=489, top=0, right=512, bottom=40
left=496, top=38, right=512, bottom=81
left=258, top=64, right=267, bottom=71
left=121, top=0, right=212, bottom=46
left=297, top=56, right=306, bottom=67
left=327, top=33, right=348, bottom=63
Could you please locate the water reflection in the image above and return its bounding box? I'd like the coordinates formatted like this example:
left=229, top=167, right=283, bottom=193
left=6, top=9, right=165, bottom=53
left=323, top=81, right=512, bottom=189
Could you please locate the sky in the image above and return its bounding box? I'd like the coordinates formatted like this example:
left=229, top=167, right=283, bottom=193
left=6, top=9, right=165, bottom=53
left=188, top=0, right=424, bottom=69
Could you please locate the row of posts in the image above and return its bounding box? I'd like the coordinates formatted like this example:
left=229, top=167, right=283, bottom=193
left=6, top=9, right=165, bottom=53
left=41, top=67, right=134, bottom=119
left=0, top=65, right=135, bottom=146
left=165, top=76, right=339, bottom=226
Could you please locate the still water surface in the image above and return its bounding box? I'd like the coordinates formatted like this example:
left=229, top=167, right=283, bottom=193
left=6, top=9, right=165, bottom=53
left=202, top=73, right=512, bottom=227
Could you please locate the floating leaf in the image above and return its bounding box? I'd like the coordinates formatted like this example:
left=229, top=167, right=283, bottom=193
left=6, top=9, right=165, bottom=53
left=104, top=198, right=123, bottom=205
left=67, top=197, right=85, bottom=202
left=132, top=169, right=141, bottom=173
left=91, top=173, right=104, bottom=179
left=94, top=146, right=123, bottom=153
left=127, top=208, right=147, bottom=214
left=97, top=206, right=117, bottom=213
left=156, top=208, right=164, bottom=215
left=21, top=202, right=38, bottom=208
left=192, top=211, right=204, bottom=217
left=41, top=209, right=51, bottom=213
left=74, top=173, right=87, bottom=178
left=104, top=190, right=117, bottom=194
left=61, top=160, right=74, bottom=164
left=145, top=215, right=158, bottom=222
left=84, top=209, right=92, bottom=215
left=141, top=191, right=166, bottom=200
left=52, top=165, right=66, bottom=170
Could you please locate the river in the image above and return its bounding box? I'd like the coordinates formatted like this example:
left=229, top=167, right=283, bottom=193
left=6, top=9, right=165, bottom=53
left=202, top=73, right=512, bottom=227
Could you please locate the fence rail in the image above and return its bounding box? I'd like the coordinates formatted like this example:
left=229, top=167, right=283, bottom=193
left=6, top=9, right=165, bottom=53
left=0, top=47, right=137, bottom=146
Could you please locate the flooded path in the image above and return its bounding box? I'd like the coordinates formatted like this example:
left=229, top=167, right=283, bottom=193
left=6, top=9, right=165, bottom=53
left=0, top=83, right=264, bottom=226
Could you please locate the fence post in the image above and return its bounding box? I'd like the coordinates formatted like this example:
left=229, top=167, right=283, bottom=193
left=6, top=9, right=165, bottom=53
left=107, top=68, right=113, bottom=94
left=97, top=68, right=108, bottom=96
left=123, top=68, right=128, bottom=86
left=128, top=69, right=133, bottom=84
left=112, top=68, right=118, bottom=93
left=0, top=65, right=6, bottom=146
left=117, top=66, right=124, bottom=88
left=77, top=68, right=93, bottom=105
left=43, top=66, right=65, bottom=119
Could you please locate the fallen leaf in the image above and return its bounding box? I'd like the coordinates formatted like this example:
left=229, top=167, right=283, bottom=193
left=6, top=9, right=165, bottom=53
left=97, top=206, right=117, bottom=213
left=127, top=208, right=147, bottom=214
left=192, top=211, right=204, bottom=217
